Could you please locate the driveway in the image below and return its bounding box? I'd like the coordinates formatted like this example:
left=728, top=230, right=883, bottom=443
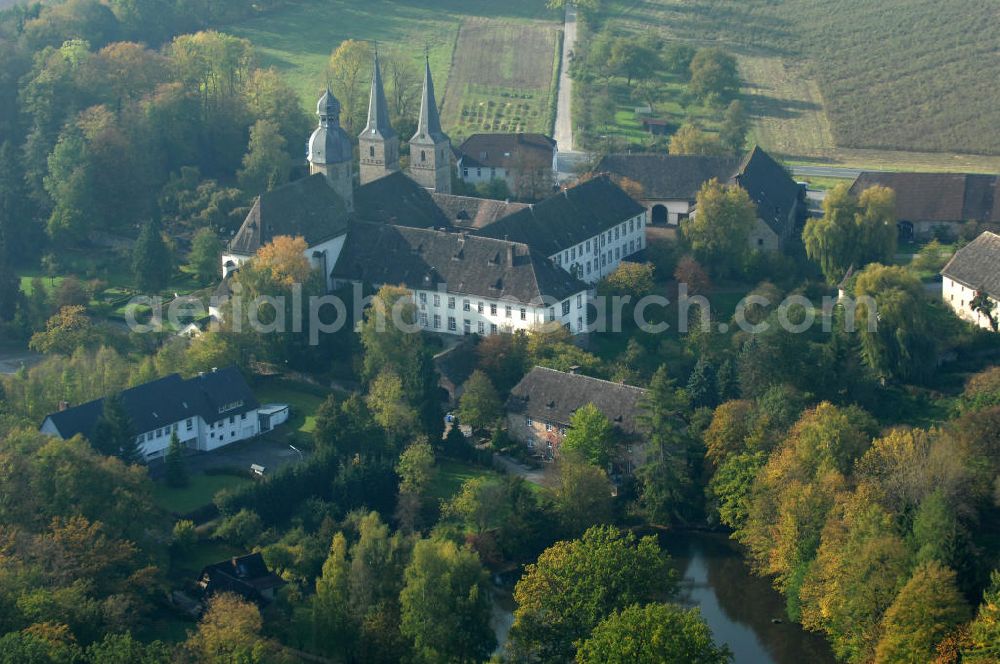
left=494, top=454, right=548, bottom=488
left=149, top=433, right=308, bottom=479
left=0, top=347, right=42, bottom=375
left=554, top=5, right=588, bottom=180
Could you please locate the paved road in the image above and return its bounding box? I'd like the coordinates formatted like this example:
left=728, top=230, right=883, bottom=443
left=791, top=165, right=870, bottom=180
left=0, top=348, right=42, bottom=375
left=553, top=6, right=588, bottom=179
left=553, top=5, right=576, bottom=153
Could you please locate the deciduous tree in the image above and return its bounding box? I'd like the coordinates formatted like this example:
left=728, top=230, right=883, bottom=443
left=458, top=370, right=502, bottom=431
left=509, top=525, right=674, bottom=662
left=237, top=118, right=291, bottom=194
left=577, top=603, right=731, bottom=664
left=874, top=562, right=970, bottom=664
left=188, top=227, right=222, bottom=284
left=562, top=403, right=617, bottom=468
left=683, top=180, right=756, bottom=276
left=400, top=538, right=496, bottom=663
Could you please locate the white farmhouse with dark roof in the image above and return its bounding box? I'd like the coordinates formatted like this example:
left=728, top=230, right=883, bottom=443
left=595, top=147, right=802, bottom=252
left=39, top=367, right=287, bottom=462
left=455, top=133, right=557, bottom=199
left=941, top=230, right=1000, bottom=331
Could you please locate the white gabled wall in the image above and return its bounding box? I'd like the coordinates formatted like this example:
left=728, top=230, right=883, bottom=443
left=549, top=211, right=648, bottom=284
left=943, top=276, right=998, bottom=331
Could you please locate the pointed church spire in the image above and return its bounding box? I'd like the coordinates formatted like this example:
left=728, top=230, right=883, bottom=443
left=412, top=54, right=445, bottom=143
left=361, top=48, right=395, bottom=140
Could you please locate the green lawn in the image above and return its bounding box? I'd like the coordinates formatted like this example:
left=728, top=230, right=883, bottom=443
left=226, top=0, right=555, bottom=112
left=255, top=380, right=329, bottom=435
left=153, top=474, right=251, bottom=514
left=427, top=459, right=498, bottom=501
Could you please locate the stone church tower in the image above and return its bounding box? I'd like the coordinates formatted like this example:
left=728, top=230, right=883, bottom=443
left=308, top=88, right=354, bottom=210
left=408, top=57, right=451, bottom=193
left=359, top=51, right=399, bottom=185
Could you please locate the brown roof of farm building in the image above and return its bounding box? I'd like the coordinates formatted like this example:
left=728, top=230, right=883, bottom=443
left=850, top=172, right=1000, bottom=224
left=506, top=366, right=648, bottom=436
left=456, top=133, right=556, bottom=170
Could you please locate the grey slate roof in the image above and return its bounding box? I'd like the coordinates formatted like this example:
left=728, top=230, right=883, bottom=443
left=941, top=231, right=1000, bottom=298
left=228, top=174, right=350, bottom=256
left=355, top=171, right=452, bottom=228
left=506, top=366, right=648, bottom=436
left=472, top=175, right=646, bottom=256
left=331, top=222, right=588, bottom=302
left=456, top=133, right=556, bottom=170
left=595, top=147, right=800, bottom=236
left=411, top=57, right=447, bottom=145
left=42, top=367, right=259, bottom=441
left=199, top=552, right=285, bottom=604
left=850, top=172, right=1000, bottom=223
left=361, top=52, right=395, bottom=140
left=594, top=153, right=738, bottom=200
left=431, top=193, right=529, bottom=229
left=734, top=146, right=801, bottom=236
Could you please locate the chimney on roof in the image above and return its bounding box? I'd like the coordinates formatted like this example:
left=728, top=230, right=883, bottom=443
left=568, top=365, right=580, bottom=375
left=212, top=367, right=217, bottom=372
left=58, top=401, right=70, bottom=412
left=507, top=244, right=514, bottom=267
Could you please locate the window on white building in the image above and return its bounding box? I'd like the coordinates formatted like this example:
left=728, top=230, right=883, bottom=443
left=419, top=312, right=428, bottom=326
left=478, top=321, right=485, bottom=334
left=477, top=301, right=484, bottom=313
left=490, top=303, right=497, bottom=315
left=463, top=319, right=471, bottom=334
left=520, top=307, right=527, bottom=320
left=577, top=294, right=583, bottom=308
left=448, top=317, right=456, bottom=331
left=463, top=299, right=470, bottom=311
left=562, top=300, right=570, bottom=316
left=490, top=323, right=498, bottom=334
left=419, top=292, right=427, bottom=304
left=433, top=294, right=441, bottom=306
left=448, top=297, right=455, bottom=309
left=505, top=305, right=512, bottom=318
left=433, top=314, right=441, bottom=329
left=186, top=418, right=193, bottom=431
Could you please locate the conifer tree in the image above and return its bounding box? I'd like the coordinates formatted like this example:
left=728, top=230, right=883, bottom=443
left=165, top=431, right=188, bottom=487
left=132, top=220, right=172, bottom=293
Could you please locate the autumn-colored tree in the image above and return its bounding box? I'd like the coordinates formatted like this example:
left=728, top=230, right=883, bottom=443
left=853, top=263, right=936, bottom=383
left=185, top=593, right=271, bottom=663
left=799, top=493, right=911, bottom=663
left=326, top=39, right=371, bottom=132
left=599, top=261, right=655, bottom=298
left=964, top=569, right=1000, bottom=662
left=29, top=305, right=96, bottom=356
left=674, top=255, right=712, bottom=295
left=703, top=400, right=753, bottom=467
left=252, top=234, right=312, bottom=287
left=958, top=366, right=1000, bottom=413
left=803, top=184, right=897, bottom=284
left=668, top=124, right=728, bottom=156
left=683, top=180, right=756, bottom=276
left=874, top=562, right=971, bottom=664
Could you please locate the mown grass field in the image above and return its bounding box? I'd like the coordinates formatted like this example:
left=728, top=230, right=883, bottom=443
left=254, top=379, right=328, bottom=435
left=153, top=474, right=251, bottom=514
left=226, top=0, right=556, bottom=115
left=427, top=459, right=498, bottom=501
left=439, top=18, right=561, bottom=139
left=603, top=0, right=1000, bottom=170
